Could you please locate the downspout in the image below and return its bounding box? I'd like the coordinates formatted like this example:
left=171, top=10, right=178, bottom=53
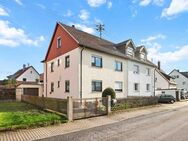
left=45, top=62, right=47, bottom=97
left=80, top=47, right=85, bottom=99
left=154, top=68, right=156, bottom=96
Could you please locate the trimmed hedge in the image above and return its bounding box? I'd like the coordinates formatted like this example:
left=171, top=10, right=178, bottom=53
left=102, top=87, right=116, bottom=99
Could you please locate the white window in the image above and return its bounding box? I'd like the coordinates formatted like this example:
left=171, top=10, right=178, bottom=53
left=51, top=62, right=54, bottom=72
left=133, top=65, right=139, bottom=74
left=57, top=37, right=62, bottom=48
left=92, top=80, right=102, bottom=92
left=91, top=56, right=102, bottom=68
left=57, top=59, right=60, bottom=67
left=126, top=47, right=133, bottom=56
left=146, top=68, right=150, bottom=76
left=140, top=53, right=145, bottom=60
left=115, top=81, right=123, bottom=92
left=134, top=83, right=139, bottom=91
left=146, top=84, right=150, bottom=91
left=115, top=61, right=122, bottom=71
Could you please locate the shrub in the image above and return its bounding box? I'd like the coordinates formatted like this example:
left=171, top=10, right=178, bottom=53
left=102, top=87, right=116, bottom=99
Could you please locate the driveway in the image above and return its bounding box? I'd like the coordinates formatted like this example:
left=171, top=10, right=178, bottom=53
left=39, top=102, right=188, bottom=141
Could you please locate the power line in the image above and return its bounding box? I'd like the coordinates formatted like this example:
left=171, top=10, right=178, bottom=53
left=96, top=24, right=105, bottom=39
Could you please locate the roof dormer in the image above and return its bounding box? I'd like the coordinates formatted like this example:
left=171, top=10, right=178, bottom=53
left=135, top=46, right=148, bottom=61
left=116, top=39, right=136, bottom=57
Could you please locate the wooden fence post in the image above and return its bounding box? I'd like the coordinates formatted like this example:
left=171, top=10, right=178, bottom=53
left=67, top=96, right=73, bottom=121
left=107, top=95, right=111, bottom=115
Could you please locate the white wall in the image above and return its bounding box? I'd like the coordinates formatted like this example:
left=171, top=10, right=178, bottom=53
left=155, top=70, right=169, bottom=89
left=127, top=60, right=154, bottom=97
left=169, top=70, right=188, bottom=91
left=44, top=48, right=80, bottom=99
left=17, top=67, right=40, bottom=82
left=81, top=48, right=128, bottom=99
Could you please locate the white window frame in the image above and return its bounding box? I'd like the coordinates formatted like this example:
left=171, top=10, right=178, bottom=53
left=146, top=84, right=150, bottom=91
left=115, top=81, right=123, bottom=92
left=115, top=61, right=123, bottom=71
left=146, top=68, right=150, bottom=76
left=133, top=65, right=139, bottom=74
left=57, top=36, right=62, bottom=48
left=126, top=47, right=133, bottom=56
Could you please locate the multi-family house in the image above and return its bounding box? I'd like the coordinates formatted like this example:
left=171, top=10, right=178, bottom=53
left=169, top=70, right=188, bottom=92
left=42, top=22, right=156, bottom=99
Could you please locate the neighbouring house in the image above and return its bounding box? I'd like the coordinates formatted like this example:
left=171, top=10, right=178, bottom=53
left=154, top=62, right=179, bottom=100
left=42, top=22, right=156, bottom=99
left=169, top=70, right=188, bottom=93
left=7, top=64, right=40, bottom=82
left=7, top=65, right=43, bottom=98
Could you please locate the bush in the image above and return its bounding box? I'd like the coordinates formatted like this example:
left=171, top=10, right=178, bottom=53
left=102, top=87, right=116, bottom=99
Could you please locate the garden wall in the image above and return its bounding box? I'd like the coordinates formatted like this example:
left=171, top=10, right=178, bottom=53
left=21, top=95, right=67, bottom=114
left=112, top=96, right=158, bottom=111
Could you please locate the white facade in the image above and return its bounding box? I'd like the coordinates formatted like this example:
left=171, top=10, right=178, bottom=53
left=127, top=60, right=154, bottom=97
left=16, top=67, right=40, bottom=82
left=169, top=70, right=188, bottom=92
left=44, top=47, right=155, bottom=99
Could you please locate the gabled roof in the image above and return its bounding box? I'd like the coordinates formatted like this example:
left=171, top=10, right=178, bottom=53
left=43, top=22, right=156, bottom=67
left=135, top=46, right=148, bottom=54
left=7, top=66, right=39, bottom=79
left=180, top=72, right=188, bottom=79
left=115, top=39, right=136, bottom=49
left=156, top=69, right=176, bottom=85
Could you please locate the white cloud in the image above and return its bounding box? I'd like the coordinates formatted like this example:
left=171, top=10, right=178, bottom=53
left=141, top=34, right=166, bottom=43
left=36, top=4, right=46, bottom=10
left=141, top=34, right=188, bottom=65
left=139, top=0, right=164, bottom=6
left=70, top=23, right=95, bottom=34
left=79, top=10, right=90, bottom=21
left=0, top=20, right=45, bottom=47
left=161, top=0, right=188, bottom=18
left=0, top=7, right=9, bottom=16
left=139, top=0, right=151, bottom=6
left=64, top=10, right=73, bottom=17
left=107, top=1, right=112, bottom=9
left=14, top=0, right=23, bottom=5
left=87, top=0, right=107, bottom=7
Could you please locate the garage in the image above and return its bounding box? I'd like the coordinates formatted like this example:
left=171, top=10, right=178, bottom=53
left=23, top=88, right=39, bottom=96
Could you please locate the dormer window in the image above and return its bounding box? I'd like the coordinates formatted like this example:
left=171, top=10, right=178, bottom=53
left=126, top=47, right=133, bottom=56
left=140, top=53, right=145, bottom=60
left=57, top=37, right=62, bottom=48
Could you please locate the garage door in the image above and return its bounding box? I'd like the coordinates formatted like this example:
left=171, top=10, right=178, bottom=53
left=23, top=88, right=39, bottom=96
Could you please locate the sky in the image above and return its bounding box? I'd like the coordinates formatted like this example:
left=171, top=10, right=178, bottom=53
left=0, top=0, right=188, bottom=79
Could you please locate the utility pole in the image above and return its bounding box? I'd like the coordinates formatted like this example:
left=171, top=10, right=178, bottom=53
left=96, top=24, right=105, bottom=39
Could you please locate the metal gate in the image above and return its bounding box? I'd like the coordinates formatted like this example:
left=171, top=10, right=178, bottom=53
left=73, top=97, right=108, bottom=120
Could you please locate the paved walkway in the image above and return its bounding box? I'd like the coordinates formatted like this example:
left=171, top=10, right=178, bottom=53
left=1, top=101, right=188, bottom=141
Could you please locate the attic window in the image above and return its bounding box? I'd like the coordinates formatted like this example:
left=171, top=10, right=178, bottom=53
left=126, top=47, right=133, bottom=56
left=140, top=53, right=145, bottom=60
left=57, top=37, right=62, bottom=48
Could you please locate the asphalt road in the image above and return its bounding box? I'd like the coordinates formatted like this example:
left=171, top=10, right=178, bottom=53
left=39, top=105, right=188, bottom=141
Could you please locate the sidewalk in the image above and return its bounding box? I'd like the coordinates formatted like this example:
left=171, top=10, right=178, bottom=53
left=1, top=101, right=188, bottom=141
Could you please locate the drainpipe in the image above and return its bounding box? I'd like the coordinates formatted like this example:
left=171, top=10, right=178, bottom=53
left=45, top=62, right=47, bottom=97
left=154, top=68, right=156, bottom=96
left=80, top=47, right=85, bottom=99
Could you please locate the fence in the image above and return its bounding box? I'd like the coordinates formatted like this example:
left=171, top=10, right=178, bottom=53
left=112, top=96, right=158, bottom=111
left=21, top=95, right=67, bottom=114
left=73, top=96, right=110, bottom=120
left=0, top=88, right=16, bottom=101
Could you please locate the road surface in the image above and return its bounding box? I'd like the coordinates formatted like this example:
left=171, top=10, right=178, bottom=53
left=39, top=105, right=188, bottom=141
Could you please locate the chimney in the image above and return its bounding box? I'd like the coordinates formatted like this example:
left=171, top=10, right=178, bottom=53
left=23, top=64, right=26, bottom=69
left=158, top=61, right=161, bottom=70
left=72, top=25, right=75, bottom=28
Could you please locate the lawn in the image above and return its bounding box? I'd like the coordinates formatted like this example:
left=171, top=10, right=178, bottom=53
left=0, top=101, right=67, bottom=131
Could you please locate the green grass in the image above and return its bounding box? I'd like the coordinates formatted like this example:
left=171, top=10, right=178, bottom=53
left=0, top=101, right=67, bottom=131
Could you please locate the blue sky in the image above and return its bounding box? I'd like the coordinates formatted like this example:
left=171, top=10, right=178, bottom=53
left=0, top=0, right=188, bottom=79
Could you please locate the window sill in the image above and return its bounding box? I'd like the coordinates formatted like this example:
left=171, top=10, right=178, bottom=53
left=115, top=70, right=123, bottom=72
left=91, top=66, right=103, bottom=69
left=91, top=91, right=102, bottom=93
